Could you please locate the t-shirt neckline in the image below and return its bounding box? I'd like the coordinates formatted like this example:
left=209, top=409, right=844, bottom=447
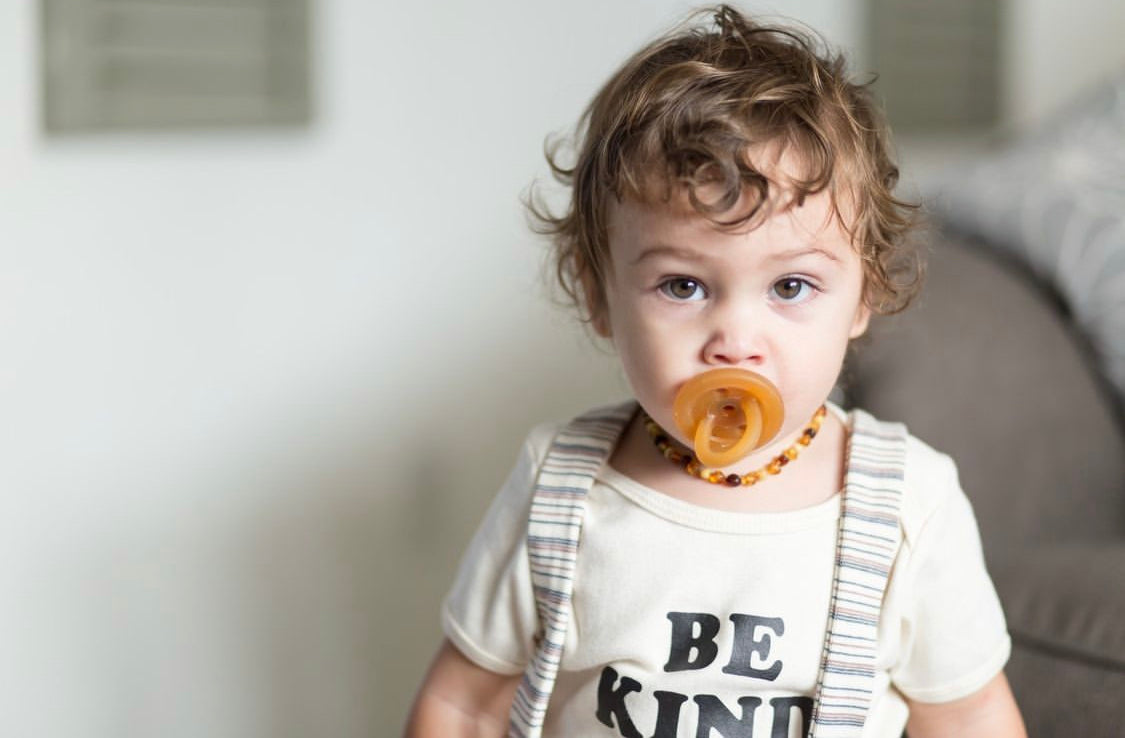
left=595, top=402, right=852, bottom=535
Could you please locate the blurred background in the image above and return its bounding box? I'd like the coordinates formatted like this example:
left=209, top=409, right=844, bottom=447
left=2, top=0, right=1123, bottom=736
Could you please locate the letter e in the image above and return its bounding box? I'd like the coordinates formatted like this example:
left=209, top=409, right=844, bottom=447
left=722, top=614, right=784, bottom=681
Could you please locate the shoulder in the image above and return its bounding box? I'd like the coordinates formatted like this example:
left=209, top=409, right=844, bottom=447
left=899, top=432, right=963, bottom=545
left=519, top=400, right=636, bottom=473
left=523, top=419, right=562, bottom=466
left=847, top=406, right=964, bottom=547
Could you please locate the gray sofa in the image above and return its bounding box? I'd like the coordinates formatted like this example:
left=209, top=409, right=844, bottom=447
left=846, top=232, right=1125, bottom=736
left=847, top=73, right=1125, bottom=735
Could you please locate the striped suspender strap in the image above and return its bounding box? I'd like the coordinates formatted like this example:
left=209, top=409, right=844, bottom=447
left=809, top=408, right=908, bottom=738
left=509, top=402, right=635, bottom=738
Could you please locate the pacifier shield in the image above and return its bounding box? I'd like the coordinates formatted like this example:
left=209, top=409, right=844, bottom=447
left=672, top=369, right=784, bottom=468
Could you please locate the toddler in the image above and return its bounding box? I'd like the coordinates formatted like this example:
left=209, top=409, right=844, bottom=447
left=406, top=6, right=1026, bottom=737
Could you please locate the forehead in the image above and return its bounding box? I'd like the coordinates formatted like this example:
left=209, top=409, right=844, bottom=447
left=607, top=184, right=856, bottom=262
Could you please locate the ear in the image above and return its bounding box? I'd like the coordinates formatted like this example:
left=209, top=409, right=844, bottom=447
left=848, top=302, right=871, bottom=339
left=580, top=271, right=612, bottom=338
left=590, top=306, right=612, bottom=339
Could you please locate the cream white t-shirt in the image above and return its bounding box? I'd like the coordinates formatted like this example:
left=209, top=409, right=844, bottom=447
left=443, top=405, right=1010, bottom=737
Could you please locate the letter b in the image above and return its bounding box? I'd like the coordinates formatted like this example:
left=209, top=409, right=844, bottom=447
left=663, top=612, right=721, bottom=672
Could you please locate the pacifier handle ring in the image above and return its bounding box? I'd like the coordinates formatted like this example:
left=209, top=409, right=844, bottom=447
left=673, top=368, right=785, bottom=467
left=693, top=396, right=763, bottom=468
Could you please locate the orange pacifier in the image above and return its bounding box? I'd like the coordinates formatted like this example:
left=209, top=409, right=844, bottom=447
left=672, top=368, right=785, bottom=468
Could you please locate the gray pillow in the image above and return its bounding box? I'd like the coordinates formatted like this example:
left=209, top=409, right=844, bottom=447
left=928, top=75, right=1125, bottom=408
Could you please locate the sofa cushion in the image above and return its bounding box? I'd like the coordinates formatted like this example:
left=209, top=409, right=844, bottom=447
left=993, top=544, right=1125, bottom=670
left=1005, top=640, right=1125, bottom=738
left=928, top=75, right=1125, bottom=411
left=992, top=543, right=1125, bottom=737
left=847, top=235, right=1125, bottom=553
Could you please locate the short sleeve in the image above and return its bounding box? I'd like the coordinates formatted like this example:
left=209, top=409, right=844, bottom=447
left=441, top=426, right=553, bottom=675
left=890, top=455, right=1011, bottom=703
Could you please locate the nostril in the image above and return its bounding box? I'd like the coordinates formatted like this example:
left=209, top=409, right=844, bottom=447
left=703, top=334, right=764, bottom=366
left=706, top=350, right=764, bottom=367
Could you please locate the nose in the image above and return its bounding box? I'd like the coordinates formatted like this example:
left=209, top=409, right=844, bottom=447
left=701, top=304, right=766, bottom=366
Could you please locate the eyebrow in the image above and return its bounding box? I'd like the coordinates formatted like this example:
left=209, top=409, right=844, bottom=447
left=767, top=246, right=841, bottom=263
left=631, top=244, right=841, bottom=265
left=630, top=245, right=699, bottom=265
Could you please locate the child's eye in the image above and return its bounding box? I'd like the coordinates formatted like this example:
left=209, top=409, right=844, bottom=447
left=659, top=277, right=707, bottom=302
left=772, top=277, right=817, bottom=303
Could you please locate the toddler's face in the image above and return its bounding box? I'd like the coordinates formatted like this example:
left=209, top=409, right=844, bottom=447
left=599, top=182, right=870, bottom=465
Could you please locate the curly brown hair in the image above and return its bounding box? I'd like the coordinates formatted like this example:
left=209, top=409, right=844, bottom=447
left=527, top=5, right=922, bottom=327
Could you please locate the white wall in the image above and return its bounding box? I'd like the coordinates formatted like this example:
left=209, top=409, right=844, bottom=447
left=1003, top=0, right=1125, bottom=132
left=8, top=0, right=1121, bottom=735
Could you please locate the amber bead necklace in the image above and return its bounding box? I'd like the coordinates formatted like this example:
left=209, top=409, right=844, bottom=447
left=643, top=404, right=827, bottom=487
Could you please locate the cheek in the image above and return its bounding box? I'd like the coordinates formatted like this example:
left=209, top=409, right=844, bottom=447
left=784, top=317, right=854, bottom=385
left=612, top=318, right=659, bottom=375
left=608, top=311, right=680, bottom=392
